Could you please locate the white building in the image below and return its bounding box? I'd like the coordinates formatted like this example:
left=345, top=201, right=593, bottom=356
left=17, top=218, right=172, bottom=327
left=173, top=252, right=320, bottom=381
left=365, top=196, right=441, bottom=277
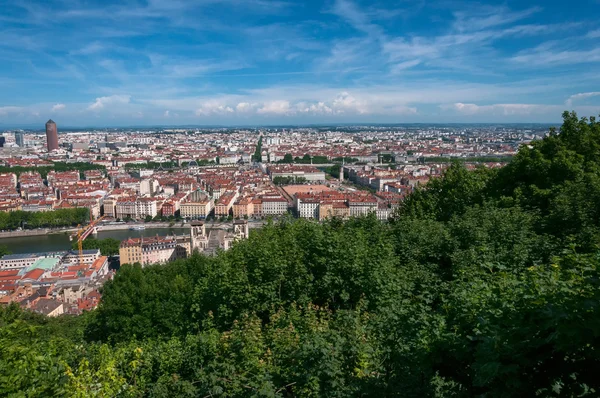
left=261, top=197, right=288, bottom=215
left=297, top=198, right=320, bottom=219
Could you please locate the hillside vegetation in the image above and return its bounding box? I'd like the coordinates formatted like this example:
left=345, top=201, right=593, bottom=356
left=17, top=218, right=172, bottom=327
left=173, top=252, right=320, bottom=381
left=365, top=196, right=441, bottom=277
left=2, top=112, right=600, bottom=397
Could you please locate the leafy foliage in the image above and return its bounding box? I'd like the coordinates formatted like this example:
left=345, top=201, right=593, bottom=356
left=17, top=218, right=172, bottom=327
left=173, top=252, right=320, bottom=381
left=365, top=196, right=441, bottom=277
left=71, top=237, right=121, bottom=256
left=0, top=208, right=89, bottom=230
left=0, top=162, right=105, bottom=179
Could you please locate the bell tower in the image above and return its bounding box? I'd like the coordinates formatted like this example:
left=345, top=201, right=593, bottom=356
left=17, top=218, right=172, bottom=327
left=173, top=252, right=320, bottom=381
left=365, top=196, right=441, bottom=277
left=190, top=221, right=208, bottom=252
left=233, top=220, right=249, bottom=239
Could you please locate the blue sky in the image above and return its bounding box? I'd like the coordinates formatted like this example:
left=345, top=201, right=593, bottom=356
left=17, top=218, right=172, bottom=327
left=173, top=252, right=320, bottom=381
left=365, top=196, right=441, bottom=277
left=1, top=0, right=599, bottom=126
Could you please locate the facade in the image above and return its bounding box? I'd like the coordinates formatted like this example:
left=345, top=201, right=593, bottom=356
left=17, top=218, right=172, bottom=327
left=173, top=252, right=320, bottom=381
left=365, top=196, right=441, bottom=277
left=348, top=199, right=378, bottom=217
left=115, top=198, right=158, bottom=220
left=318, top=202, right=350, bottom=221
left=233, top=197, right=253, bottom=218
left=252, top=199, right=263, bottom=218
left=261, top=197, right=288, bottom=215
left=136, top=198, right=158, bottom=219
left=15, top=131, right=24, bottom=147
left=140, top=178, right=159, bottom=196
left=297, top=198, right=320, bottom=219
left=215, top=191, right=238, bottom=217
left=62, top=249, right=101, bottom=265
left=268, top=165, right=326, bottom=182
left=102, top=198, right=117, bottom=218
left=190, top=221, right=209, bottom=252
left=161, top=201, right=175, bottom=217
left=119, top=236, right=186, bottom=266
left=45, top=119, right=59, bottom=151
left=180, top=198, right=214, bottom=219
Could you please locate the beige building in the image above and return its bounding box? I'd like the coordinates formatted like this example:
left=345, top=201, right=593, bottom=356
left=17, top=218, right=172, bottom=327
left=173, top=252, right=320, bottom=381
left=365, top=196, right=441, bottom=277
left=318, top=202, right=350, bottom=221
left=215, top=191, right=238, bottom=217
left=140, top=178, right=159, bottom=196
left=119, top=236, right=186, bottom=266
left=233, top=197, right=253, bottom=218
left=103, top=198, right=117, bottom=218
left=181, top=198, right=214, bottom=219
left=120, top=239, right=142, bottom=264
left=118, top=220, right=251, bottom=267
left=115, top=198, right=158, bottom=220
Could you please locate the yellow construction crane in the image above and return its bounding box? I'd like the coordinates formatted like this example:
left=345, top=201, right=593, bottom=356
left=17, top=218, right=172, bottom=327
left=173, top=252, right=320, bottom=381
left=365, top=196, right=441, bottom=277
left=72, top=214, right=106, bottom=266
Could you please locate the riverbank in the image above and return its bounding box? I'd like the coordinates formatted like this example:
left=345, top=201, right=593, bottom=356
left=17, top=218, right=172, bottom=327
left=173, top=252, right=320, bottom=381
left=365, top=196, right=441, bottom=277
left=0, top=228, right=61, bottom=239
left=96, top=222, right=191, bottom=232
left=0, top=223, right=190, bottom=239
left=0, top=220, right=265, bottom=240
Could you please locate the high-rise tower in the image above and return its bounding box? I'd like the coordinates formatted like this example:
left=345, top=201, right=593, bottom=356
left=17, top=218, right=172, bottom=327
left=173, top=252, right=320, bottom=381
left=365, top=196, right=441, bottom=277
left=15, top=131, right=24, bottom=147
left=45, top=119, right=59, bottom=151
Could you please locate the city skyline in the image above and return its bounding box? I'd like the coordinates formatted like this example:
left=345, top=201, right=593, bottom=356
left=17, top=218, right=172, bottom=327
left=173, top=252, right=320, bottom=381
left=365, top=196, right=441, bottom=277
left=1, top=0, right=600, bottom=126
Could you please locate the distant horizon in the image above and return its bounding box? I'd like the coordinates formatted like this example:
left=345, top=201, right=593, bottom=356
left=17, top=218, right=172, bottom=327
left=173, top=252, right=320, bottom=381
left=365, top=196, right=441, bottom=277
left=0, top=121, right=562, bottom=131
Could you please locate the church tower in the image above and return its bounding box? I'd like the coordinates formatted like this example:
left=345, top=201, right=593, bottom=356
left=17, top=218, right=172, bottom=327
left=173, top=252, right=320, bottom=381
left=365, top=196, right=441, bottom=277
left=190, top=221, right=208, bottom=252
left=233, top=220, right=249, bottom=239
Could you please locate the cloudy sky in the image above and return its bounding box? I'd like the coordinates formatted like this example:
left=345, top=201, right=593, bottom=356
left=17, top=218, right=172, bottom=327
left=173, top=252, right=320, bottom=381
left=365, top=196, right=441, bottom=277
left=1, top=0, right=599, bottom=126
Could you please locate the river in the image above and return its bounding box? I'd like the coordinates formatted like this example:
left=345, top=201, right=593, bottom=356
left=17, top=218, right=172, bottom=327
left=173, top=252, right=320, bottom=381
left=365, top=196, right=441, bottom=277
left=0, top=228, right=190, bottom=254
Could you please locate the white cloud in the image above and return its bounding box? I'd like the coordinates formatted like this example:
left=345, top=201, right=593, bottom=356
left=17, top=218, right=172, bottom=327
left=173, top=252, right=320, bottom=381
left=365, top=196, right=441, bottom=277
left=452, top=6, right=540, bottom=32
left=390, top=60, right=422, bottom=73
left=388, top=105, right=418, bottom=115
left=88, top=95, right=131, bottom=111
left=51, top=103, right=66, bottom=111
left=329, top=0, right=381, bottom=36
left=257, top=100, right=292, bottom=115
left=441, top=102, right=560, bottom=115
left=164, top=110, right=170, bottom=117
left=565, top=92, right=600, bottom=107
left=235, top=102, right=258, bottom=113
left=71, top=42, right=104, bottom=55
left=331, top=92, right=369, bottom=114
left=512, top=46, right=600, bottom=66
left=0, top=106, right=22, bottom=116
left=586, top=29, right=600, bottom=39
left=195, top=101, right=234, bottom=116
left=296, top=101, right=333, bottom=114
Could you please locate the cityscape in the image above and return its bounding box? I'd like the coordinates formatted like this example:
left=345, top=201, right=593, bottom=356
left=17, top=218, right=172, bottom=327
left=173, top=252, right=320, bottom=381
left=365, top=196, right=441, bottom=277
left=1, top=0, right=599, bottom=395
left=0, top=119, right=548, bottom=314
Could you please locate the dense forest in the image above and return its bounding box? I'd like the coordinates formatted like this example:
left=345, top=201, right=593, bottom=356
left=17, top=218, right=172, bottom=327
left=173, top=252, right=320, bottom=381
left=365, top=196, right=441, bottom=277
left=2, top=112, right=600, bottom=397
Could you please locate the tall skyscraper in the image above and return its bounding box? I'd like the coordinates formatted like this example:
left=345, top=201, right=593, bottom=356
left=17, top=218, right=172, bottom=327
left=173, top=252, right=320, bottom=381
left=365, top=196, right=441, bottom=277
left=45, top=119, right=59, bottom=151
left=15, top=131, right=24, bottom=147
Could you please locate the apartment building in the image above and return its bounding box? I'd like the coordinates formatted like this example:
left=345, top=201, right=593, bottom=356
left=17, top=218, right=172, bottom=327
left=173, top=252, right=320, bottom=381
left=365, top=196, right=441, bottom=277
left=119, top=236, right=186, bottom=266
left=215, top=191, right=238, bottom=217
left=180, top=198, right=214, bottom=219
left=233, top=197, right=253, bottom=218
left=297, top=197, right=320, bottom=219
left=261, top=197, right=288, bottom=215
left=115, top=198, right=158, bottom=220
